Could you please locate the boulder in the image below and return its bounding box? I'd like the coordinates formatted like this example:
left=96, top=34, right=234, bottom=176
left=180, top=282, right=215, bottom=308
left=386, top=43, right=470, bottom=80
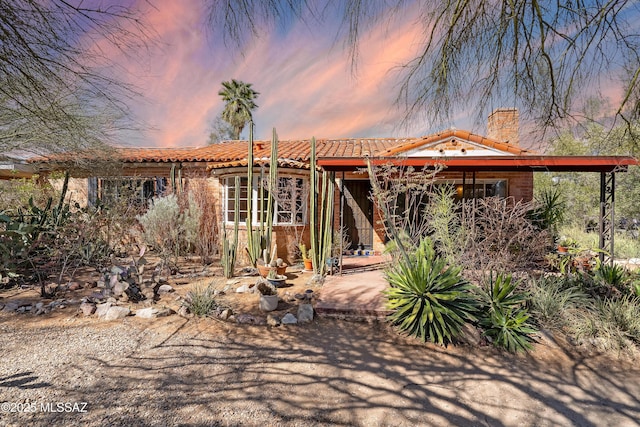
left=104, top=306, right=130, bottom=321
left=297, top=304, right=314, bottom=323
left=235, top=313, right=257, bottom=324
left=95, top=302, right=112, bottom=319
left=112, top=281, right=129, bottom=297
left=281, top=313, right=297, bottom=325
left=80, top=302, right=96, bottom=316
left=157, top=284, right=174, bottom=295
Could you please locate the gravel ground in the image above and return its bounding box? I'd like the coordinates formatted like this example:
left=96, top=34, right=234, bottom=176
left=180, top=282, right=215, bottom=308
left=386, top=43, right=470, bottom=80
left=1, top=312, right=640, bottom=427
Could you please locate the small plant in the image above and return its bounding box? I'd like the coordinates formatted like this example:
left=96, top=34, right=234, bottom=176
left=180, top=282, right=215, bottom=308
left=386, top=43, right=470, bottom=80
left=528, top=275, right=591, bottom=328
left=184, top=284, right=218, bottom=317
left=385, top=237, right=478, bottom=346
left=257, top=279, right=277, bottom=296
left=299, top=243, right=311, bottom=261
left=479, top=308, right=538, bottom=352
left=476, top=272, right=538, bottom=352
left=267, top=268, right=277, bottom=279
left=594, top=263, right=629, bottom=295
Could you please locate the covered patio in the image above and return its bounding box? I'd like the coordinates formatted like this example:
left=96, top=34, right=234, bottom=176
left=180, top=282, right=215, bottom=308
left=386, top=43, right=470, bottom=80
left=316, top=154, right=638, bottom=318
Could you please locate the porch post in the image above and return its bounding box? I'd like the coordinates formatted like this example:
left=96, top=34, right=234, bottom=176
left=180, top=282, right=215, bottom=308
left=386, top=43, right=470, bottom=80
left=339, top=171, right=345, bottom=275
left=599, top=172, right=615, bottom=265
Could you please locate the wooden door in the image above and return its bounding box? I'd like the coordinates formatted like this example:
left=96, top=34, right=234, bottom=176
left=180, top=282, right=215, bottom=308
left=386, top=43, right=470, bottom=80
left=343, top=180, right=373, bottom=249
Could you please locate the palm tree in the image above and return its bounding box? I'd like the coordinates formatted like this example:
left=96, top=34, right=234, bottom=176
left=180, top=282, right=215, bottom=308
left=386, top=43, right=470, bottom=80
left=218, top=79, right=259, bottom=139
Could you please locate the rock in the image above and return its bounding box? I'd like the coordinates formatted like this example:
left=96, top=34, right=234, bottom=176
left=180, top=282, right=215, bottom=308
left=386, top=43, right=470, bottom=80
left=157, top=284, right=174, bottom=294
left=297, top=304, right=314, bottom=323
left=213, top=289, right=225, bottom=297
left=80, top=302, right=96, bottom=316
left=253, top=316, right=267, bottom=325
left=90, top=291, right=105, bottom=300
left=236, top=313, right=257, bottom=324
left=226, top=279, right=240, bottom=286
left=67, top=282, right=82, bottom=291
left=113, top=281, right=129, bottom=297
left=135, top=307, right=156, bottom=319
left=281, top=313, right=297, bottom=325
left=177, top=305, right=192, bottom=318
left=104, top=306, right=130, bottom=321
left=136, top=307, right=173, bottom=319
left=219, top=308, right=232, bottom=320
left=95, top=302, right=112, bottom=318
left=0, top=303, right=4, bottom=310
left=35, top=302, right=44, bottom=310
left=142, top=288, right=156, bottom=301
left=155, top=308, right=173, bottom=317
left=236, top=284, right=249, bottom=293
left=266, top=314, right=281, bottom=326
left=106, top=297, right=117, bottom=304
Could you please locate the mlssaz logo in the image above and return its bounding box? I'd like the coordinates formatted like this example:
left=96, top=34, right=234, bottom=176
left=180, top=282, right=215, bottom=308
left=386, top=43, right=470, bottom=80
left=41, top=402, right=88, bottom=413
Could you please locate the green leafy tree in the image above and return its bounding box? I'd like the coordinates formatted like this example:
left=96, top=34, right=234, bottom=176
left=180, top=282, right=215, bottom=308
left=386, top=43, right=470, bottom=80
left=218, top=79, right=259, bottom=140
left=535, top=122, right=640, bottom=227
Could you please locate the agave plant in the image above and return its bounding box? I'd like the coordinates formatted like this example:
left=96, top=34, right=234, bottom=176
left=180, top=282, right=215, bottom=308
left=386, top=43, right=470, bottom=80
left=477, top=272, right=538, bottom=352
left=479, top=308, right=538, bottom=352
left=384, top=237, right=478, bottom=346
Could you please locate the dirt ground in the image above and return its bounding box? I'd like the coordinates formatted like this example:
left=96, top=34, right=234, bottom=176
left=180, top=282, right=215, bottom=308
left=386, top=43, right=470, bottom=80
left=1, top=266, right=640, bottom=426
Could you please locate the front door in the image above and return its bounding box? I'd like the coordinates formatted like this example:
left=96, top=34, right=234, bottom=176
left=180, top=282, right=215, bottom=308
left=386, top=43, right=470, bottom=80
left=342, top=180, right=373, bottom=249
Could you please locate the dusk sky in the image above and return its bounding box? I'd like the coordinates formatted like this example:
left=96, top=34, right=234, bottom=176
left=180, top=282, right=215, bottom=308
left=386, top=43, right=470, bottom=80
left=110, top=1, right=629, bottom=149
left=113, top=1, right=471, bottom=148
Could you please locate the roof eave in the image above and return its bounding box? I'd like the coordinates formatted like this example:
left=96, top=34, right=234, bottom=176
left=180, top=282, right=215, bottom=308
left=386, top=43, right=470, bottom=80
left=316, top=156, right=639, bottom=173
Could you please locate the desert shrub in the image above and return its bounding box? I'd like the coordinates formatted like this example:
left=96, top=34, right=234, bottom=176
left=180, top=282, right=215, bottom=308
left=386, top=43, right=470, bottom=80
left=527, top=188, right=566, bottom=240
left=137, top=195, right=182, bottom=260
left=460, top=197, right=551, bottom=274
left=137, top=192, right=204, bottom=262
left=476, top=272, right=538, bottom=352
left=592, top=263, right=630, bottom=298
left=559, top=225, right=640, bottom=260
left=0, top=176, right=55, bottom=213
left=183, top=283, right=218, bottom=317
left=423, top=184, right=465, bottom=265
left=0, top=175, right=121, bottom=294
left=571, top=295, right=640, bottom=356
left=385, top=237, right=478, bottom=346
left=180, top=176, right=218, bottom=264
left=528, top=275, right=591, bottom=329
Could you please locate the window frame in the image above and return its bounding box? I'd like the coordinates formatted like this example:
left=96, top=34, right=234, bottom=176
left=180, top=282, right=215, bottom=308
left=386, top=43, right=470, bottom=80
left=222, top=174, right=308, bottom=226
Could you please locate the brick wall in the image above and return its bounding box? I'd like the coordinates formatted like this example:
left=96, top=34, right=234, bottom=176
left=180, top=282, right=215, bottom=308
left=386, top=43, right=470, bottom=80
left=487, top=108, right=519, bottom=146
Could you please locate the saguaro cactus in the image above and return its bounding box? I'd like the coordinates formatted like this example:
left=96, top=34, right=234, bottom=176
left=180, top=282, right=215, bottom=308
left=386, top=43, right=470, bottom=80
left=309, top=137, right=334, bottom=276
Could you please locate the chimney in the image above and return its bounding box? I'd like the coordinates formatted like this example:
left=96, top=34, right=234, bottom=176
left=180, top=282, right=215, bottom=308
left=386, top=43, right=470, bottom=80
left=487, top=108, right=519, bottom=146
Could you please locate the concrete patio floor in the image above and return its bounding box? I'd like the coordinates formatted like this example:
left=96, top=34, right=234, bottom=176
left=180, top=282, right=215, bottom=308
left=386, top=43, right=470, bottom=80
left=315, top=255, right=391, bottom=319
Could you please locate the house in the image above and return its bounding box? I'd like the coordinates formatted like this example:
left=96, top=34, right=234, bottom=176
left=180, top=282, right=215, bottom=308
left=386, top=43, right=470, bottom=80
left=27, top=109, right=637, bottom=262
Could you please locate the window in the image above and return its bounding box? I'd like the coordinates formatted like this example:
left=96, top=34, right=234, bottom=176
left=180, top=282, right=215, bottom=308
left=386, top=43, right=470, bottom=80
left=223, top=175, right=307, bottom=225
left=456, top=180, right=507, bottom=200
left=92, top=177, right=166, bottom=206
left=223, top=177, right=249, bottom=223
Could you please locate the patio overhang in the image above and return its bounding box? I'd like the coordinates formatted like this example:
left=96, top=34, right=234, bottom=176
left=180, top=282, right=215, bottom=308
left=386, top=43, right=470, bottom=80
left=317, top=155, right=638, bottom=172
left=321, top=154, right=638, bottom=267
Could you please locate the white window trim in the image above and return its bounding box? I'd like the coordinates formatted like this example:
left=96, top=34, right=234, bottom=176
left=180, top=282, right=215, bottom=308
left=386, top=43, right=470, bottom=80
left=222, top=175, right=308, bottom=226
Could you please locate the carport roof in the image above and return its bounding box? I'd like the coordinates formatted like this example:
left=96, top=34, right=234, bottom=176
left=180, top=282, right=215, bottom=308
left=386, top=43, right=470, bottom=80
left=316, top=155, right=639, bottom=173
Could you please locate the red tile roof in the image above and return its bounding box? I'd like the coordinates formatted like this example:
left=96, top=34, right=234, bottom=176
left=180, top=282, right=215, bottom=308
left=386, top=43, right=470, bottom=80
left=29, top=131, right=531, bottom=167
